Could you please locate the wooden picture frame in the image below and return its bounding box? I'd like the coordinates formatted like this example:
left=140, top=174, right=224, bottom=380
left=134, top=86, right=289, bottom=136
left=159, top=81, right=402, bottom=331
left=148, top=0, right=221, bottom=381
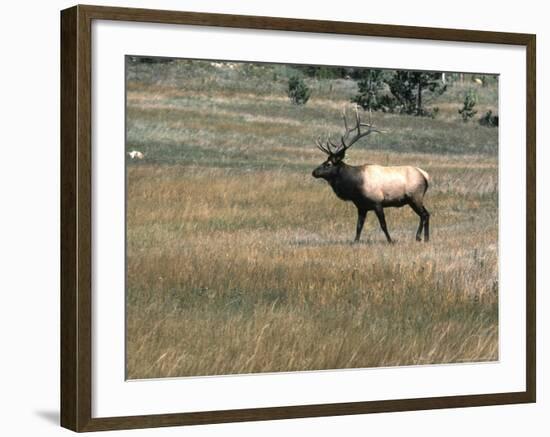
left=61, top=4, right=536, bottom=432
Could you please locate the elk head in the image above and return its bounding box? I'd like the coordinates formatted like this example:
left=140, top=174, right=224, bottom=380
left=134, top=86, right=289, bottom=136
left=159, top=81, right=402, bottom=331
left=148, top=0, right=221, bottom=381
left=312, top=107, right=381, bottom=181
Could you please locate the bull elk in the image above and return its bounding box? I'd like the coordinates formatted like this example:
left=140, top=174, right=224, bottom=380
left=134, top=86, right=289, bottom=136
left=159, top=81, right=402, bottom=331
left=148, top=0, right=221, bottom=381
left=312, top=108, right=430, bottom=243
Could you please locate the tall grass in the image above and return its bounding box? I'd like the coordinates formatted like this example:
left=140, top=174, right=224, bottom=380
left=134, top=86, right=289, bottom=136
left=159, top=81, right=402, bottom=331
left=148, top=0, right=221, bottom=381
left=126, top=59, right=498, bottom=379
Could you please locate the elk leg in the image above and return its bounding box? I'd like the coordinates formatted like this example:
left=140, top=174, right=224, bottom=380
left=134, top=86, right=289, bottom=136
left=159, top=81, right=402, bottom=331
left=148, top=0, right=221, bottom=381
left=354, top=208, right=367, bottom=242
left=416, top=219, right=423, bottom=241
left=410, top=202, right=430, bottom=242
left=408, top=202, right=425, bottom=242
left=374, top=206, right=392, bottom=243
left=422, top=207, right=430, bottom=242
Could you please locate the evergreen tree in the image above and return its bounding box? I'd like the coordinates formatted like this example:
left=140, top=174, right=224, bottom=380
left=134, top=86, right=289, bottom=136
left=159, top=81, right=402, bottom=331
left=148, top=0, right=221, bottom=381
left=351, top=69, right=386, bottom=112
left=458, top=89, right=478, bottom=122
left=385, top=71, right=446, bottom=117
left=287, top=76, right=311, bottom=105
left=351, top=70, right=446, bottom=117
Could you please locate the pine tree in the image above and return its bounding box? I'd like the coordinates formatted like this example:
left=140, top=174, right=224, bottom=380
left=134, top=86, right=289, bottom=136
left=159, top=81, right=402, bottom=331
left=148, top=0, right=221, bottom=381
left=287, top=76, right=311, bottom=105
left=351, top=69, right=385, bottom=111
left=385, top=71, right=446, bottom=117
left=458, top=89, right=478, bottom=122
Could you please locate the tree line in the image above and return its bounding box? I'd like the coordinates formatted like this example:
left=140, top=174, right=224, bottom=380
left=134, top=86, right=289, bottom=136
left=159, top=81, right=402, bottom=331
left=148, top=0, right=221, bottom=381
left=288, top=67, right=498, bottom=126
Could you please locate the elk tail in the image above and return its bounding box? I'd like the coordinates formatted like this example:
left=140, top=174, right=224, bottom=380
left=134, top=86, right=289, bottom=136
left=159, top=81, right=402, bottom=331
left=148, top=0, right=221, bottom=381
left=416, top=167, right=430, bottom=194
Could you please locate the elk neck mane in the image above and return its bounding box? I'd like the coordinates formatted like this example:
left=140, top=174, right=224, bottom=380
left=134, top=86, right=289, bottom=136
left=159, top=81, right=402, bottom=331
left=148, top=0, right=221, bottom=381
left=325, top=162, right=366, bottom=202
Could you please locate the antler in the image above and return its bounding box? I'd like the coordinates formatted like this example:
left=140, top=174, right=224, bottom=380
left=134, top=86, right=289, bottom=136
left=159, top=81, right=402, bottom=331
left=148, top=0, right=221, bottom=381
left=340, top=106, right=382, bottom=151
left=314, top=106, right=382, bottom=156
left=315, top=135, right=341, bottom=155
left=315, top=136, right=332, bottom=155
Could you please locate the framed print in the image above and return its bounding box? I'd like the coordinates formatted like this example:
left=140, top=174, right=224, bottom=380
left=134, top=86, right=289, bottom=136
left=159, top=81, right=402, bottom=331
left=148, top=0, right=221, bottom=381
left=60, top=4, right=536, bottom=432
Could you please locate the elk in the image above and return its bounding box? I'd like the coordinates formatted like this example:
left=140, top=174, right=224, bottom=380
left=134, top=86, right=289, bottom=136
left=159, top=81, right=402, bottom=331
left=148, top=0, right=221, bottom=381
left=312, top=108, right=430, bottom=243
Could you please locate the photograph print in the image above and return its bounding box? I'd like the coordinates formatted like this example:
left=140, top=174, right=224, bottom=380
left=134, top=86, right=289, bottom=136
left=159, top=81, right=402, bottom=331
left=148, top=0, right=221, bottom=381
left=125, top=56, right=499, bottom=379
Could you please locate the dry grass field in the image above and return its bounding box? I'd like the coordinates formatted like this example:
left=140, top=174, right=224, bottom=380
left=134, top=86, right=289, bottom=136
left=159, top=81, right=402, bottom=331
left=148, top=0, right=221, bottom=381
left=126, top=59, right=498, bottom=379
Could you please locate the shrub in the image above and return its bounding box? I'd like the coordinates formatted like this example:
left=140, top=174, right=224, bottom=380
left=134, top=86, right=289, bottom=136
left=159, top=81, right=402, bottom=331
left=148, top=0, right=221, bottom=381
left=479, top=110, right=499, bottom=127
left=287, top=76, right=311, bottom=105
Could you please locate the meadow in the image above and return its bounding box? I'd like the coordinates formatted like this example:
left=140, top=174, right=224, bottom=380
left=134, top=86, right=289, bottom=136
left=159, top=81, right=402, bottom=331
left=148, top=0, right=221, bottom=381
left=126, top=59, right=498, bottom=379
